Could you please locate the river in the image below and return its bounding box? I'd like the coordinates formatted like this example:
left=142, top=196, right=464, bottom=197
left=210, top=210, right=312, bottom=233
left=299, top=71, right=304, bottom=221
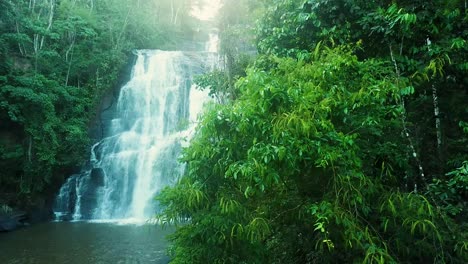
left=0, top=222, right=173, bottom=264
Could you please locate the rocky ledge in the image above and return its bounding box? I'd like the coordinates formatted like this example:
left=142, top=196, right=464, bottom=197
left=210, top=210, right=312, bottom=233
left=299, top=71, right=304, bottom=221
left=0, top=211, right=27, bottom=232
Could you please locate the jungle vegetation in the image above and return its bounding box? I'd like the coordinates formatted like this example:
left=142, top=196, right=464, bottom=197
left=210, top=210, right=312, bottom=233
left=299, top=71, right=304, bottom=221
left=0, top=0, right=194, bottom=210
left=0, top=0, right=466, bottom=262
left=156, top=0, right=468, bottom=263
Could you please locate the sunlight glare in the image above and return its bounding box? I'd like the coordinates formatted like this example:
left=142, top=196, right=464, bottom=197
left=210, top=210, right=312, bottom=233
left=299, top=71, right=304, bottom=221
left=190, top=0, right=222, bottom=21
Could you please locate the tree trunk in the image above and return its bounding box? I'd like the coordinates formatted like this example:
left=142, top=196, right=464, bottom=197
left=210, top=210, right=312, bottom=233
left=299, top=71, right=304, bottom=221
left=28, top=135, right=32, bottom=163
left=115, top=8, right=131, bottom=50
left=16, top=22, right=26, bottom=56
left=390, top=45, right=426, bottom=190
left=432, top=84, right=442, bottom=148
left=65, top=40, right=75, bottom=86
left=174, top=5, right=180, bottom=25
left=432, top=83, right=443, bottom=163
left=29, top=0, right=36, bottom=11
left=40, top=0, right=55, bottom=50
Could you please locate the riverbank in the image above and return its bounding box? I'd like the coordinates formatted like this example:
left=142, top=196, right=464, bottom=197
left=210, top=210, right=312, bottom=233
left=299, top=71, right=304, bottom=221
left=0, top=200, right=54, bottom=233
left=0, top=211, right=27, bottom=232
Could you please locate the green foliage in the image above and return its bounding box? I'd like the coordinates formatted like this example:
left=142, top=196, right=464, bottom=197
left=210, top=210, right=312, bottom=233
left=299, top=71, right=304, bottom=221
left=0, top=0, right=194, bottom=206
left=197, top=0, right=259, bottom=104
left=429, top=162, right=468, bottom=217
left=194, top=70, right=230, bottom=102
left=158, top=2, right=467, bottom=262
left=256, top=0, right=468, bottom=214
left=0, top=204, right=13, bottom=215
left=158, top=44, right=467, bottom=262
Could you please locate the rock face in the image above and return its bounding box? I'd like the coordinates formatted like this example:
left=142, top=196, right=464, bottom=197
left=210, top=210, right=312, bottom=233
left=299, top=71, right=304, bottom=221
left=90, top=168, right=105, bottom=186
left=0, top=217, right=17, bottom=231
left=88, top=54, right=137, bottom=142
left=0, top=211, right=27, bottom=232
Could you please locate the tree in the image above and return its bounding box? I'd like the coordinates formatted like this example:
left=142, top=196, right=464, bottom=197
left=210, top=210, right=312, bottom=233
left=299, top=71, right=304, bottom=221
left=158, top=45, right=467, bottom=262
left=157, top=0, right=467, bottom=262
left=0, top=0, right=194, bottom=208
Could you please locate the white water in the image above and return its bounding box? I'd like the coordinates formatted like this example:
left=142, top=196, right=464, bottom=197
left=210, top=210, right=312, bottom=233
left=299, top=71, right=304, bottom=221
left=98, top=51, right=193, bottom=219
left=53, top=0, right=221, bottom=223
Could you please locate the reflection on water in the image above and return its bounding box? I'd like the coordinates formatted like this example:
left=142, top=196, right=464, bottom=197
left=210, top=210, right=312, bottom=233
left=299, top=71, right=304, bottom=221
left=0, top=222, right=173, bottom=264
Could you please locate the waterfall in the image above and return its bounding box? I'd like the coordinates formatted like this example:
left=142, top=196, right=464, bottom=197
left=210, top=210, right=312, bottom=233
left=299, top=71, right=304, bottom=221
left=54, top=0, right=221, bottom=223
left=54, top=51, right=218, bottom=221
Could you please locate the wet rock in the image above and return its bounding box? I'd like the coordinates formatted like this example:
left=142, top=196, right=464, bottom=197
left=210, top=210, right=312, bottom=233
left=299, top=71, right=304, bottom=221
left=54, top=212, right=73, bottom=222
left=0, top=217, right=18, bottom=231
left=0, top=211, right=27, bottom=232
left=90, top=168, right=105, bottom=186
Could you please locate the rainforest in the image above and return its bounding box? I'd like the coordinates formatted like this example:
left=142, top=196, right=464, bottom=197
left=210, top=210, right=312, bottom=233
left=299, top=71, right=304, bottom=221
left=1, top=0, right=467, bottom=263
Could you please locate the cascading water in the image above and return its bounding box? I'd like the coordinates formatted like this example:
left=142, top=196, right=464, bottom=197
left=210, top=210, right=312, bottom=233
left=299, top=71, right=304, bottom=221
left=54, top=0, right=221, bottom=222
left=54, top=50, right=212, bottom=221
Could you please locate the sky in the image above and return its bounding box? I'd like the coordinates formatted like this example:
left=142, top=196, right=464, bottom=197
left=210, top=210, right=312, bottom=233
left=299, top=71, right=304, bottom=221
left=190, top=0, right=222, bottom=21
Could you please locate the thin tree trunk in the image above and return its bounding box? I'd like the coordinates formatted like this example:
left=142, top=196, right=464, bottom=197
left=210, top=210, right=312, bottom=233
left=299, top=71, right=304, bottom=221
left=65, top=44, right=74, bottom=86
left=432, top=83, right=442, bottom=157
left=16, top=21, right=25, bottom=55
left=65, top=31, right=76, bottom=63
left=426, top=37, right=443, bottom=165
left=95, top=68, right=99, bottom=87
left=65, top=54, right=73, bottom=86
left=174, top=5, right=180, bottom=25
left=108, top=23, right=114, bottom=46
left=225, top=52, right=235, bottom=100
left=33, top=34, right=39, bottom=54
left=65, top=29, right=75, bottom=86
left=28, top=135, right=32, bottom=163
left=390, top=45, right=426, bottom=191
left=115, top=8, right=131, bottom=50
left=29, top=0, right=36, bottom=11
left=33, top=33, right=39, bottom=72
left=171, top=1, right=174, bottom=24
left=40, top=0, right=55, bottom=50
